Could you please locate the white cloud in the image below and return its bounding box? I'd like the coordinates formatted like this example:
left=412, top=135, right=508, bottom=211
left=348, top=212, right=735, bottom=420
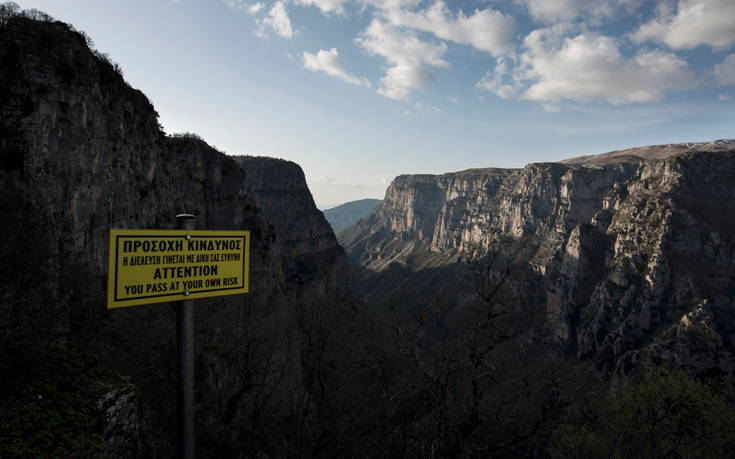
left=413, top=101, right=442, bottom=114
left=476, top=56, right=522, bottom=99
left=247, top=2, right=264, bottom=15
left=363, top=0, right=423, bottom=11
left=355, top=20, right=449, bottom=100
left=257, top=1, right=294, bottom=39
left=715, top=54, right=735, bottom=86
left=399, top=102, right=442, bottom=117
left=296, top=0, right=350, bottom=15
left=519, top=31, right=699, bottom=104
left=540, top=102, right=560, bottom=112
left=518, top=0, right=579, bottom=22
left=303, top=48, right=371, bottom=86
left=719, top=93, right=730, bottom=101
left=478, top=28, right=700, bottom=105
left=316, top=176, right=336, bottom=185
left=224, top=0, right=245, bottom=9
left=224, top=0, right=263, bottom=13
left=382, top=1, right=515, bottom=56
left=517, top=0, right=642, bottom=24
left=633, top=0, right=735, bottom=50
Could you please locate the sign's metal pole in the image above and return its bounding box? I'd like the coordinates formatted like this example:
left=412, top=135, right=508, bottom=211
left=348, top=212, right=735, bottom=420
left=176, top=213, right=196, bottom=459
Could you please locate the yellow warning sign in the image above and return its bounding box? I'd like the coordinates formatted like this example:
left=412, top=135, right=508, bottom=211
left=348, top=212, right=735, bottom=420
left=107, top=229, right=250, bottom=309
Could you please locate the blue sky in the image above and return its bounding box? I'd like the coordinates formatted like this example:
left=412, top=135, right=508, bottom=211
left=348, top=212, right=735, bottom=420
left=14, top=0, right=735, bottom=208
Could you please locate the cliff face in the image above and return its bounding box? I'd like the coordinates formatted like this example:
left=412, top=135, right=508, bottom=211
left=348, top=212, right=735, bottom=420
left=232, top=156, right=347, bottom=296
left=343, top=140, right=735, bottom=378
left=0, top=15, right=346, bottom=294
left=341, top=162, right=639, bottom=270
left=574, top=151, right=735, bottom=378
left=0, top=15, right=347, bottom=455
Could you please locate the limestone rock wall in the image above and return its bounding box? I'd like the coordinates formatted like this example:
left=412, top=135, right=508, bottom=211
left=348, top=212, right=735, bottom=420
left=344, top=142, right=735, bottom=377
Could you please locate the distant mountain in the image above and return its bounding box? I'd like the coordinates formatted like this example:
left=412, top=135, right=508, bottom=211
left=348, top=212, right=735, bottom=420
left=323, top=198, right=381, bottom=233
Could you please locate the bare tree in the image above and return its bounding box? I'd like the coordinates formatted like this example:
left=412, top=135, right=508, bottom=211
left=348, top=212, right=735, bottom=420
left=0, top=2, right=19, bottom=25
left=360, top=235, right=565, bottom=457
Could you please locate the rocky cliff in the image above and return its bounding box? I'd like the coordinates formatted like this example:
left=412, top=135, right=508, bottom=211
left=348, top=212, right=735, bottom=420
left=342, top=140, right=735, bottom=378
left=0, top=13, right=348, bottom=456
left=0, top=13, right=346, bottom=296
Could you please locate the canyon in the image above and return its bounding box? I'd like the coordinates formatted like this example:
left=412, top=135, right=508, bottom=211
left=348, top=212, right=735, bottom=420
left=342, top=139, right=735, bottom=379
left=2, top=7, right=735, bottom=457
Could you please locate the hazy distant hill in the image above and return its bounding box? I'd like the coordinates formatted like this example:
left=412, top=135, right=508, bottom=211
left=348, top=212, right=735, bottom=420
left=323, top=198, right=380, bottom=233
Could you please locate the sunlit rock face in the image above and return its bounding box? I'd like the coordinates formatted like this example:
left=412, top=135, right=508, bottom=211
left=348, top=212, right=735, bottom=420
left=343, top=140, right=735, bottom=378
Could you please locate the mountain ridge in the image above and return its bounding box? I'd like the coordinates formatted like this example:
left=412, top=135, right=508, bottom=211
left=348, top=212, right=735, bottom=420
left=342, top=141, right=735, bottom=379
left=560, top=139, right=735, bottom=165
left=322, top=198, right=381, bottom=233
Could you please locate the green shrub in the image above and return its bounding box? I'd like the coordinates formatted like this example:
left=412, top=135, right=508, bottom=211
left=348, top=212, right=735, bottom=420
left=548, top=370, right=735, bottom=458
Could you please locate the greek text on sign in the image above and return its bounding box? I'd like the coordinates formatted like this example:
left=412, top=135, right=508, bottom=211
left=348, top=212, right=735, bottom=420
left=107, top=229, right=250, bottom=309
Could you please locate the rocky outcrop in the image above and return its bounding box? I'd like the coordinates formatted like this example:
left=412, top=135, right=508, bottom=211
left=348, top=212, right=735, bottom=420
left=232, top=156, right=347, bottom=295
left=575, top=150, right=735, bottom=378
left=343, top=140, right=735, bottom=378
left=0, top=14, right=348, bottom=455
left=96, top=384, right=142, bottom=459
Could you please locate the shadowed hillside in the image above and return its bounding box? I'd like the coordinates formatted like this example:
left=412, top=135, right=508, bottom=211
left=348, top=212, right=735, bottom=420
left=0, top=9, right=357, bottom=457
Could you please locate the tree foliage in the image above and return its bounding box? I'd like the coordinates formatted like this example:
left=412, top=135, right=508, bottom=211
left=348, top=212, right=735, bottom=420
left=0, top=2, right=18, bottom=25
left=0, top=345, right=115, bottom=458
left=549, top=370, right=735, bottom=458
left=322, top=236, right=567, bottom=457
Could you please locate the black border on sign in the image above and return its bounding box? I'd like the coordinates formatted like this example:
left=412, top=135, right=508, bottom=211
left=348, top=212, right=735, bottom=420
left=114, top=234, right=247, bottom=303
